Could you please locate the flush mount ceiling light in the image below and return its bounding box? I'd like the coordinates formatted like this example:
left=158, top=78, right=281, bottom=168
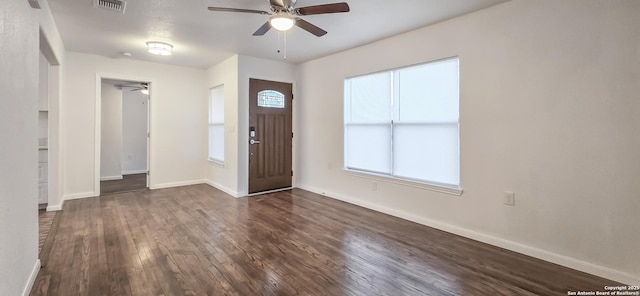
left=269, top=12, right=295, bottom=31
left=146, top=41, right=173, bottom=56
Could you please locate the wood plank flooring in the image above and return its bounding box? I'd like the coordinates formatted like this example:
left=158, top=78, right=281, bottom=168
left=30, top=185, right=619, bottom=295
left=37, top=210, right=57, bottom=254
left=100, top=173, right=147, bottom=195
left=38, top=209, right=61, bottom=268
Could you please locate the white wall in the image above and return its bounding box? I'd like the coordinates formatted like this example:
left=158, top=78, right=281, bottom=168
left=39, top=0, right=66, bottom=211
left=0, top=0, right=40, bottom=295
left=100, top=82, right=122, bottom=180
left=296, top=0, right=640, bottom=284
left=63, top=52, right=207, bottom=198
left=38, top=53, right=49, bottom=141
left=38, top=0, right=65, bottom=65
left=205, top=55, right=296, bottom=196
left=122, top=90, right=148, bottom=175
left=38, top=53, right=49, bottom=111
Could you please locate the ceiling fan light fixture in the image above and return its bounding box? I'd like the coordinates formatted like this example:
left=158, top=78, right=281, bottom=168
left=146, top=41, right=173, bottom=56
left=269, top=12, right=295, bottom=31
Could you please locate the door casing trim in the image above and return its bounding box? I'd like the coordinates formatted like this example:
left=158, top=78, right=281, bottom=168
left=94, top=73, right=154, bottom=196
left=242, top=76, right=296, bottom=196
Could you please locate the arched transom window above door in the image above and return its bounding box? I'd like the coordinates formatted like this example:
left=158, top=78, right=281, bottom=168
left=257, top=90, right=285, bottom=108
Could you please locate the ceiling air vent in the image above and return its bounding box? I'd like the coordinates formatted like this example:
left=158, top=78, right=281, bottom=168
left=94, top=0, right=127, bottom=14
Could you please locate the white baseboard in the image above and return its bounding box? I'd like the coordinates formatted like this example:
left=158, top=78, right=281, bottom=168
left=204, top=180, right=240, bottom=197
left=46, top=201, right=63, bottom=211
left=149, top=179, right=206, bottom=190
left=297, top=184, right=639, bottom=285
left=122, top=170, right=147, bottom=175
left=22, top=259, right=41, bottom=296
left=63, top=191, right=96, bottom=201
left=100, top=175, right=122, bottom=181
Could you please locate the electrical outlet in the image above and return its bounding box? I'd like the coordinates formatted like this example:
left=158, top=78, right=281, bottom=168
left=127, top=155, right=133, bottom=160
left=372, top=182, right=378, bottom=191
left=504, top=191, right=515, bottom=206
left=328, top=162, right=333, bottom=170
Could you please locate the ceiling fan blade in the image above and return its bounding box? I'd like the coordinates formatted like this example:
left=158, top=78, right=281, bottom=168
left=208, top=7, right=270, bottom=15
left=253, top=22, right=272, bottom=36
left=296, top=2, right=349, bottom=15
left=295, top=18, right=327, bottom=37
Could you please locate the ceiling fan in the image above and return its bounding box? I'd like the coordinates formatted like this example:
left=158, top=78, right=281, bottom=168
left=208, top=0, right=350, bottom=37
left=117, top=82, right=149, bottom=95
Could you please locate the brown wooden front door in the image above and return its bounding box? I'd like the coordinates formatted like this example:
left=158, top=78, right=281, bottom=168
left=248, top=78, right=293, bottom=194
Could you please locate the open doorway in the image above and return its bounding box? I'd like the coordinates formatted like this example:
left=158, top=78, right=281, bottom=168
left=99, top=79, right=150, bottom=195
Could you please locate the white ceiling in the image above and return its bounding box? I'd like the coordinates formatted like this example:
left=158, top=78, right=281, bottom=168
left=49, top=0, right=508, bottom=68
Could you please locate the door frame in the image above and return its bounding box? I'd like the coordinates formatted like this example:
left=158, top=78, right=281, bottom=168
left=247, top=78, right=293, bottom=194
left=39, top=30, right=63, bottom=211
left=240, top=75, right=296, bottom=196
left=94, top=73, right=154, bottom=196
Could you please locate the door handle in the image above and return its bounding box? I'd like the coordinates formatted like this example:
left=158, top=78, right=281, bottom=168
left=250, top=139, right=261, bottom=145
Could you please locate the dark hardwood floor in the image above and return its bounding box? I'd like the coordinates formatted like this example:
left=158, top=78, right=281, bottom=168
left=100, top=173, right=147, bottom=195
left=37, top=210, right=57, bottom=254
left=38, top=209, right=61, bottom=268
left=30, top=185, right=619, bottom=295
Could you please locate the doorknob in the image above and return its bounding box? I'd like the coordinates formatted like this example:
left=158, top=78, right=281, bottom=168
left=250, top=139, right=261, bottom=145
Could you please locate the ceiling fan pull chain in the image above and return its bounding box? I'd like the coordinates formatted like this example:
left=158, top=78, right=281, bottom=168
left=284, top=30, right=287, bottom=60
left=277, top=31, right=281, bottom=54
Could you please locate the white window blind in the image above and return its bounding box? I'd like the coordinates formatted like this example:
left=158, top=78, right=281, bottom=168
left=209, top=85, right=224, bottom=164
left=344, top=57, right=460, bottom=188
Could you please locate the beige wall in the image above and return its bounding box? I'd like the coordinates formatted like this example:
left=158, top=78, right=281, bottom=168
left=295, top=0, right=640, bottom=283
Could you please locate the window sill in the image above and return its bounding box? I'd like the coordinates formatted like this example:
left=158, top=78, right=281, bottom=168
left=207, top=159, right=225, bottom=168
left=342, top=169, right=463, bottom=196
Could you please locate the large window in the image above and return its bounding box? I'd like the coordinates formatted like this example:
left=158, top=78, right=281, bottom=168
left=208, top=85, right=224, bottom=164
left=344, top=57, right=460, bottom=189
